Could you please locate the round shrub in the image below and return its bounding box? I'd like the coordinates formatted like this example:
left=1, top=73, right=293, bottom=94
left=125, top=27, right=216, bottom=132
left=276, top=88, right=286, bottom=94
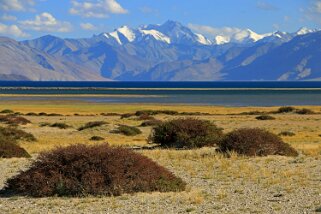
left=0, top=109, right=14, bottom=114
left=50, top=123, right=71, bottom=129
left=255, top=115, right=275, bottom=120
left=2, top=144, right=186, bottom=197
left=218, top=128, right=298, bottom=157
left=0, top=137, right=30, bottom=158
left=0, top=115, right=31, bottom=125
left=149, top=118, right=223, bottom=149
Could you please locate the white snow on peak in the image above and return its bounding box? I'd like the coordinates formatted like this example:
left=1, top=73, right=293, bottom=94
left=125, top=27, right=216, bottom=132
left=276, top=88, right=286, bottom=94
left=140, top=29, right=171, bottom=44
left=103, top=33, right=109, bottom=38
left=214, top=35, right=230, bottom=45
left=109, top=31, right=122, bottom=45
left=195, top=33, right=212, bottom=45
left=296, top=27, right=317, bottom=35
left=117, top=26, right=136, bottom=42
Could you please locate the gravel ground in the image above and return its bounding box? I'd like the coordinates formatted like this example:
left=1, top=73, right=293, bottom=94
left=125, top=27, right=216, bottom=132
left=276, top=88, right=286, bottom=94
left=0, top=153, right=320, bottom=214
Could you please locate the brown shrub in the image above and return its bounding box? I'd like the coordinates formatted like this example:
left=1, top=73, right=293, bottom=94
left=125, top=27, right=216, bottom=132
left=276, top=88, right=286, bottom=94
left=0, top=137, right=31, bottom=158
left=218, top=128, right=298, bottom=157
left=149, top=118, right=223, bottom=149
left=295, top=108, right=315, bottom=115
left=276, top=106, right=296, bottom=114
left=140, top=119, right=163, bottom=127
left=50, top=123, right=71, bottom=129
left=0, top=109, right=14, bottom=114
left=120, top=113, right=135, bottom=119
left=78, top=121, right=108, bottom=131
left=137, top=114, right=156, bottom=121
left=90, top=136, right=104, bottom=141
left=255, top=115, right=275, bottom=120
left=0, top=115, right=31, bottom=125
left=279, top=131, right=296, bottom=137
left=0, top=127, right=36, bottom=142
left=2, top=144, right=185, bottom=197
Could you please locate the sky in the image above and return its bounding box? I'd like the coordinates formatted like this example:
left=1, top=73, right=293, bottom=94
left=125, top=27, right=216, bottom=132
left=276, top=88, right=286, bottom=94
left=0, top=0, right=321, bottom=40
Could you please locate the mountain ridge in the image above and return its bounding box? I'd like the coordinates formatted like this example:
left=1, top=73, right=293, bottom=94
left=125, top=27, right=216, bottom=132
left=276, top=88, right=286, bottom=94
left=0, top=20, right=320, bottom=81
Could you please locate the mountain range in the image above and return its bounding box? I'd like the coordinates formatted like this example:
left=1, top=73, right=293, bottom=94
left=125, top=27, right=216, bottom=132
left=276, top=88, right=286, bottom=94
left=0, top=20, right=320, bottom=81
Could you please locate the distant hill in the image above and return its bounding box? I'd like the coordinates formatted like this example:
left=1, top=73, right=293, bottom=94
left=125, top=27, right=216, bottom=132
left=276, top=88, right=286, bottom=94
left=0, top=20, right=320, bottom=81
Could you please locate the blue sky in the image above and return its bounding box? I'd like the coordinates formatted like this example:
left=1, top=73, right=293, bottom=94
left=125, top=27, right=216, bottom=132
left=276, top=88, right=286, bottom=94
left=0, top=0, right=320, bottom=40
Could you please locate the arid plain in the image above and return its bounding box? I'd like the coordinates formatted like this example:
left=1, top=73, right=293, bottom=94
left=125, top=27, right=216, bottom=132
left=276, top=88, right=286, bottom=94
left=0, top=99, right=320, bottom=213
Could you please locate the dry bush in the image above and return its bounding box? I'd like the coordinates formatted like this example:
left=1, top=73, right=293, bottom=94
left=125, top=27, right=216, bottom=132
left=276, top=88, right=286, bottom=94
left=135, top=110, right=179, bottom=116
left=276, top=106, right=296, bottom=113
left=149, top=118, right=223, bottom=149
left=295, top=108, right=315, bottom=115
left=255, top=115, right=275, bottom=120
left=90, top=136, right=104, bottom=141
left=0, top=109, right=14, bottom=114
left=78, top=121, right=108, bottom=131
left=0, top=136, right=30, bottom=158
left=120, top=113, right=135, bottom=119
left=218, top=128, right=298, bottom=157
left=137, top=114, right=156, bottom=121
left=140, top=119, right=163, bottom=127
left=0, top=115, right=31, bottom=125
left=50, top=123, right=71, bottom=129
left=0, top=127, right=36, bottom=142
left=2, top=144, right=186, bottom=197
left=26, top=112, right=38, bottom=116
left=279, top=131, right=296, bottom=137
left=111, top=125, right=142, bottom=136
left=101, top=113, right=120, bottom=116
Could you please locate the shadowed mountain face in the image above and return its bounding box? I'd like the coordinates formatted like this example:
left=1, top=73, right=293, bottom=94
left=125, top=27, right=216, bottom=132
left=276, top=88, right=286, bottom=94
left=0, top=21, right=320, bottom=81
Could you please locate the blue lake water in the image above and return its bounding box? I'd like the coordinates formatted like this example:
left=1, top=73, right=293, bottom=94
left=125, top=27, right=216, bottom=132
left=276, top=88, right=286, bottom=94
left=1, top=81, right=321, bottom=106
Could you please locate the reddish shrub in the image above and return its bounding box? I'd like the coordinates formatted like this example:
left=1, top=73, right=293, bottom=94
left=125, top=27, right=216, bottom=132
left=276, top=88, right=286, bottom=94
left=149, top=118, right=223, bottom=149
left=218, top=128, right=298, bottom=157
left=2, top=144, right=185, bottom=197
left=0, top=137, right=31, bottom=158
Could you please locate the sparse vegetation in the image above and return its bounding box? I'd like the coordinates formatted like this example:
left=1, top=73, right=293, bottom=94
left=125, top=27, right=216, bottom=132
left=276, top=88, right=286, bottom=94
left=255, top=115, right=275, bottom=120
left=78, top=121, right=108, bottom=131
left=2, top=144, right=186, bottom=197
left=149, top=118, right=223, bottom=149
left=218, top=128, right=298, bottom=157
left=111, top=125, right=142, bottom=136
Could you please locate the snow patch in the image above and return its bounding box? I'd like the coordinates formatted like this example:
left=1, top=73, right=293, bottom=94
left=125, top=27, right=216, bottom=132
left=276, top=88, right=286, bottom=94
left=117, top=26, right=136, bottom=42
left=140, top=29, right=171, bottom=44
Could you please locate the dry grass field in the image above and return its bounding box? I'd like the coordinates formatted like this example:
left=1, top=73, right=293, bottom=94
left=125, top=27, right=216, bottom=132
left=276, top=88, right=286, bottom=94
left=0, top=99, right=320, bottom=213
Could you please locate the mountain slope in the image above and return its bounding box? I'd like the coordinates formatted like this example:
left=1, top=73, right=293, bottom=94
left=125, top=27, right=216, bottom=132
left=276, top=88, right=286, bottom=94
left=224, top=31, right=321, bottom=80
